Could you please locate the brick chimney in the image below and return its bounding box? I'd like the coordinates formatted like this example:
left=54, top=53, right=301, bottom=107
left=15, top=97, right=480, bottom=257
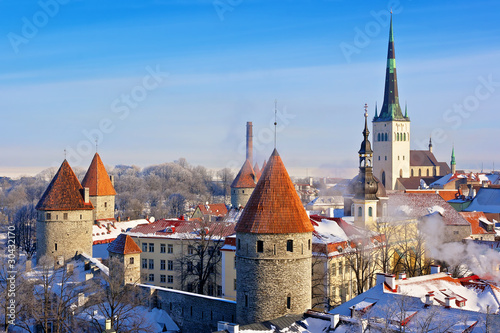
left=385, top=274, right=396, bottom=292
left=399, top=272, right=407, bottom=280
left=83, top=187, right=90, bottom=203
left=425, top=292, right=434, bottom=307
left=246, top=121, right=253, bottom=165
left=430, top=264, right=440, bottom=274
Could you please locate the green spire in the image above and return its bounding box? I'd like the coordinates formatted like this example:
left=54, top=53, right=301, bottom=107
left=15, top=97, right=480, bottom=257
left=374, top=102, right=378, bottom=118
left=451, top=147, right=456, bottom=165
left=375, top=13, right=407, bottom=122
left=404, top=102, right=408, bottom=117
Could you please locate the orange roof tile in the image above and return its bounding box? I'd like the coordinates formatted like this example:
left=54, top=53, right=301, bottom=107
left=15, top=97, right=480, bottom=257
left=36, top=160, right=94, bottom=211
left=459, top=212, right=495, bottom=235
left=108, top=233, right=142, bottom=254
left=196, top=203, right=228, bottom=216
left=236, top=149, right=314, bottom=234
left=81, top=153, right=116, bottom=196
left=231, top=159, right=257, bottom=188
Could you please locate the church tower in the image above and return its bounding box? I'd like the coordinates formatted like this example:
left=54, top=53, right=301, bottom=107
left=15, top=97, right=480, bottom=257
left=235, top=149, right=314, bottom=325
left=372, top=14, right=410, bottom=190
left=352, top=105, right=380, bottom=229
left=36, top=160, right=94, bottom=263
left=81, top=153, right=116, bottom=221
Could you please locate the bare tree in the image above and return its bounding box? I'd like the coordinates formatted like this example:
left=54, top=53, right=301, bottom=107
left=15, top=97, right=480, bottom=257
left=344, top=237, right=380, bottom=296
left=14, top=204, right=37, bottom=259
left=311, top=253, right=330, bottom=311
left=178, top=218, right=225, bottom=296
left=84, top=256, right=154, bottom=333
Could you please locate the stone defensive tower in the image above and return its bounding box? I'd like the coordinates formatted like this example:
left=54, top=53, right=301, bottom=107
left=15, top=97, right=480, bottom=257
left=81, top=153, right=116, bottom=221
left=372, top=14, right=410, bottom=190
left=108, top=234, right=142, bottom=285
left=36, top=160, right=94, bottom=263
left=231, top=122, right=257, bottom=208
left=235, top=149, right=314, bottom=325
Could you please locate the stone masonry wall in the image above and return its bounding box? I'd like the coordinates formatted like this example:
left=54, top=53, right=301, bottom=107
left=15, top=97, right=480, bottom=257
left=90, top=195, right=115, bottom=220
left=143, top=285, right=236, bottom=333
left=36, top=209, right=93, bottom=262
left=236, top=232, right=312, bottom=325
left=231, top=188, right=254, bottom=208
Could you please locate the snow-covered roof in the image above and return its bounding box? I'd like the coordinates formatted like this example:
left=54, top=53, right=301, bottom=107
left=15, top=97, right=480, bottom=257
left=92, top=219, right=149, bottom=244
left=465, top=187, right=500, bottom=214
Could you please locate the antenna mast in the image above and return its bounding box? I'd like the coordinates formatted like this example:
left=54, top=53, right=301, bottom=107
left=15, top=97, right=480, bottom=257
left=274, top=99, right=277, bottom=149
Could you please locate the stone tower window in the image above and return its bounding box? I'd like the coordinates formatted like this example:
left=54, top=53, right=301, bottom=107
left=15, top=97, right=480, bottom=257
left=46, top=213, right=51, bottom=220
left=63, top=213, right=68, bottom=220
left=104, top=202, right=107, bottom=208
left=237, top=239, right=241, bottom=250
left=286, top=240, right=293, bottom=252
left=257, top=240, right=264, bottom=253
left=80, top=214, right=82, bottom=219
left=308, top=239, right=311, bottom=250
left=129, top=257, right=134, bottom=265
left=55, top=243, right=58, bottom=251
left=287, top=296, right=291, bottom=309
left=245, top=294, right=248, bottom=307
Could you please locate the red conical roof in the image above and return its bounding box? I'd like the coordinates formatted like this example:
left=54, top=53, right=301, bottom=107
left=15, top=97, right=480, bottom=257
left=36, top=160, right=94, bottom=211
left=81, top=153, right=116, bottom=196
left=108, top=234, right=142, bottom=255
left=231, top=159, right=257, bottom=188
left=236, top=149, right=314, bottom=234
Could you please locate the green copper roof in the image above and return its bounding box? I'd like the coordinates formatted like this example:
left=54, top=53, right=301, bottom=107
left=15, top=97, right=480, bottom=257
left=374, top=14, right=408, bottom=122
left=451, top=147, right=456, bottom=165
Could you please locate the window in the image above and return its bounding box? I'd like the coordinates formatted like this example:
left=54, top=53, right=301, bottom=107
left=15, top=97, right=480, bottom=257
left=208, top=284, right=214, bottom=296
left=384, top=133, right=388, bottom=141
left=142, top=243, right=148, bottom=252
left=80, top=214, right=82, bottom=219
left=237, top=239, right=241, bottom=250
left=129, top=257, right=134, bottom=265
left=63, top=213, right=68, bottom=220
left=217, top=286, right=222, bottom=297
left=56, top=215, right=58, bottom=220
left=160, top=260, right=166, bottom=270
left=160, top=244, right=166, bottom=253
left=378, top=156, right=380, bottom=160
left=234, top=256, right=237, bottom=268
left=168, top=260, right=173, bottom=271
left=160, top=275, right=166, bottom=283
left=142, top=259, right=147, bottom=269
left=188, top=246, right=194, bottom=255
left=46, top=213, right=51, bottom=219
left=308, top=239, right=311, bottom=250
left=149, top=259, right=154, bottom=270
left=339, top=262, right=343, bottom=275
left=419, top=169, right=422, bottom=176
left=245, top=295, right=248, bottom=307
left=257, top=240, right=264, bottom=253
left=187, top=261, right=193, bottom=272
left=148, top=274, right=154, bottom=282
left=149, top=243, right=154, bottom=252
left=453, top=230, right=459, bottom=235
left=167, top=275, right=173, bottom=283
left=287, top=240, right=293, bottom=252
left=385, top=156, right=387, bottom=161
left=368, top=207, right=373, bottom=217
left=168, top=244, right=173, bottom=254
left=234, top=279, right=237, bottom=290
left=331, top=263, right=336, bottom=276
left=411, top=169, right=414, bottom=177
left=55, top=243, right=58, bottom=251
left=377, top=133, right=380, bottom=141
left=400, top=169, right=403, bottom=177
left=382, top=171, right=386, bottom=186
left=426, top=169, right=430, bottom=176
left=358, top=207, right=362, bottom=217
left=287, top=296, right=291, bottom=309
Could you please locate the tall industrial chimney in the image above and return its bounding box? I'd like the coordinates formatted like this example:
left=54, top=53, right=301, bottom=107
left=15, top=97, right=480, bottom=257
left=246, top=122, right=253, bottom=164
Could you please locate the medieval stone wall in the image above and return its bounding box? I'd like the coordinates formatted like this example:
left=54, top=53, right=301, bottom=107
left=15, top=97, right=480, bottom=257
left=231, top=188, right=254, bottom=208
left=236, top=232, right=312, bottom=325
left=90, top=194, right=115, bottom=220
left=36, top=209, right=93, bottom=262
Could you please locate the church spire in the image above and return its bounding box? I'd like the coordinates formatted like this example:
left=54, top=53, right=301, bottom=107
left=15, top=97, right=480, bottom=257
left=451, top=146, right=456, bottom=174
left=375, top=13, right=406, bottom=121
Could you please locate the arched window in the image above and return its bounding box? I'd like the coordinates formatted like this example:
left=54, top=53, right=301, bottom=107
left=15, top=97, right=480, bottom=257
left=368, top=207, right=373, bottom=217
left=377, top=133, right=381, bottom=141
left=426, top=169, right=430, bottom=176
left=418, top=169, right=422, bottom=177
left=397, top=133, right=400, bottom=141
left=384, top=133, right=388, bottom=141
left=403, top=133, right=406, bottom=141
left=381, top=171, right=386, bottom=187
left=358, top=207, right=362, bottom=217
left=411, top=169, right=414, bottom=177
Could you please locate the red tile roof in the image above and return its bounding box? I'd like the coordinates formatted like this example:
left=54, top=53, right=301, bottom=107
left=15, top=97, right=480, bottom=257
left=196, top=203, right=228, bottom=217
left=129, top=218, right=235, bottom=238
left=236, top=149, right=314, bottom=234
left=459, top=212, right=495, bottom=235
left=107, top=233, right=142, bottom=254
left=81, top=153, right=116, bottom=196
left=405, top=189, right=460, bottom=201
left=36, top=160, right=94, bottom=211
left=231, top=159, right=257, bottom=188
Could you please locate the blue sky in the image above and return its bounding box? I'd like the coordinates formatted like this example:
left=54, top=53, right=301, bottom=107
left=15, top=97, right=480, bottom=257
left=1, top=0, right=499, bottom=178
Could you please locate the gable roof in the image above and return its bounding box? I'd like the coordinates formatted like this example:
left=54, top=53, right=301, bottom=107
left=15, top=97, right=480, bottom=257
left=235, top=149, right=314, bottom=234
left=81, top=153, right=116, bottom=196
left=386, top=191, right=470, bottom=226
left=464, top=187, right=500, bottom=214
left=195, top=203, right=228, bottom=217
left=459, top=212, right=496, bottom=235
left=231, top=159, right=257, bottom=188
left=410, top=150, right=449, bottom=173
left=36, top=160, right=94, bottom=211
left=107, top=233, right=142, bottom=254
